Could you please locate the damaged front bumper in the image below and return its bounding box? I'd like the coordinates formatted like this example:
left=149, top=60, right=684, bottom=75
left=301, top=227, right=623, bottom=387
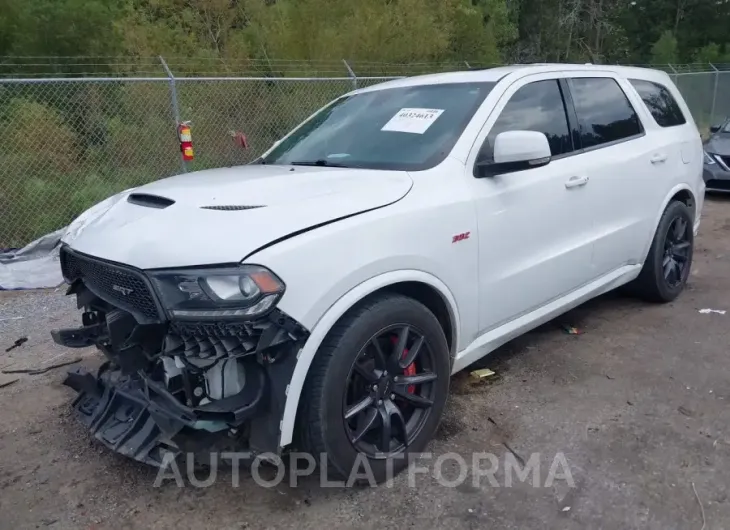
left=63, top=361, right=267, bottom=466
left=53, top=246, right=310, bottom=467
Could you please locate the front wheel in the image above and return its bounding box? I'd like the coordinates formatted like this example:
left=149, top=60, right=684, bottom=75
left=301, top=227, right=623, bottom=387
left=630, top=200, right=694, bottom=303
left=299, top=293, right=451, bottom=483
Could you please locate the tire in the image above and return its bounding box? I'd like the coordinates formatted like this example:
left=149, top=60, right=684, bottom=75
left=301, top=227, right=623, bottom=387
left=629, top=200, right=694, bottom=303
left=299, top=293, right=450, bottom=483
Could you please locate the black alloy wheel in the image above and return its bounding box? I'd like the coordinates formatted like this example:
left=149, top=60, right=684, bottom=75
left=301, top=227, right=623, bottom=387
left=343, top=324, right=438, bottom=457
left=630, top=200, right=694, bottom=303
left=299, top=294, right=451, bottom=482
left=662, top=215, right=691, bottom=288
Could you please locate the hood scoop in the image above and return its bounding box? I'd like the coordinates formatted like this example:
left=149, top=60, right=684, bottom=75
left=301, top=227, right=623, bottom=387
left=127, top=193, right=175, bottom=209
left=200, top=204, right=265, bottom=211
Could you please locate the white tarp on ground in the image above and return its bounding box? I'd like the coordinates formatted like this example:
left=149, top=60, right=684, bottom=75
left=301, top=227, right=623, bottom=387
left=0, top=229, right=66, bottom=290
left=0, top=190, right=131, bottom=290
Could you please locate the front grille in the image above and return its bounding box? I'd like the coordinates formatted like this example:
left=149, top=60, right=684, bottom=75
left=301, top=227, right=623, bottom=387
left=60, top=247, right=161, bottom=321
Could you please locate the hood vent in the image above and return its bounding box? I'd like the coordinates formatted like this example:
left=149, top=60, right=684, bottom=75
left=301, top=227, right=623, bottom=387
left=200, top=205, right=265, bottom=211
left=127, top=193, right=175, bottom=209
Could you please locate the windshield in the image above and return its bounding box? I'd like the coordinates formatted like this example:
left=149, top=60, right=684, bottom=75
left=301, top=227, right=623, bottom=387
left=723, top=121, right=730, bottom=133
left=261, top=82, right=496, bottom=171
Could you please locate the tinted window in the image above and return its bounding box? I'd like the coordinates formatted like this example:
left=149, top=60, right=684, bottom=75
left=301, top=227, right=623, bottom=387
left=480, top=80, right=572, bottom=162
left=262, top=82, right=496, bottom=171
left=629, top=79, right=686, bottom=128
left=570, top=78, right=643, bottom=149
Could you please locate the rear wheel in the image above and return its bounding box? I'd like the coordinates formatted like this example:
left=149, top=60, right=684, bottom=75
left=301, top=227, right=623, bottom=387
left=629, top=200, right=694, bottom=303
left=299, top=293, right=450, bottom=483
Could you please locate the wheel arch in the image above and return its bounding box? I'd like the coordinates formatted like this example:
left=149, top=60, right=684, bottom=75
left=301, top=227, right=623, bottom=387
left=641, top=184, right=697, bottom=262
left=278, top=270, right=460, bottom=448
left=669, top=188, right=695, bottom=220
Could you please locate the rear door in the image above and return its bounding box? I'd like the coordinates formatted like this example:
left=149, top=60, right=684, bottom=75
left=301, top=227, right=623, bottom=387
left=564, top=74, right=661, bottom=276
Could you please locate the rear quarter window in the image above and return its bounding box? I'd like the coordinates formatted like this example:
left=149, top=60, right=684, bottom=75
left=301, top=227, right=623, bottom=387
left=629, top=79, right=687, bottom=128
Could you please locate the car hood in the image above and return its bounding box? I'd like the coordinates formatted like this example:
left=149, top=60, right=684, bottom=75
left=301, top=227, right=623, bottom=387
left=705, top=134, right=730, bottom=156
left=62, top=165, right=413, bottom=269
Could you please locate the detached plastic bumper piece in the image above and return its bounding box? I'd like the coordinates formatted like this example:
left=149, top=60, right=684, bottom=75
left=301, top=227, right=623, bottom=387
left=63, top=363, right=267, bottom=467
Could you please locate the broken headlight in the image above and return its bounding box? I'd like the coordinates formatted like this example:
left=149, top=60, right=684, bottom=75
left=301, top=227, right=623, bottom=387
left=149, top=265, right=285, bottom=320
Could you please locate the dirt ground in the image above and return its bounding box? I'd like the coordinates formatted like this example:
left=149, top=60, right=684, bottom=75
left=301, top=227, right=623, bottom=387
left=2, top=196, right=730, bottom=530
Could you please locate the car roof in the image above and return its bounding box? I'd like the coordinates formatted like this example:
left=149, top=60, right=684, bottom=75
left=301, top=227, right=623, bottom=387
left=353, top=63, right=672, bottom=94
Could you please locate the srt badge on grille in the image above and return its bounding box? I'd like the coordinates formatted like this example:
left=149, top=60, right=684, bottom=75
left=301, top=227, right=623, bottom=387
left=112, top=285, right=134, bottom=296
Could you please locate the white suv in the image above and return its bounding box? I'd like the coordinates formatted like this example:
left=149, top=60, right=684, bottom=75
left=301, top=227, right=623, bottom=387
left=52, top=64, right=704, bottom=481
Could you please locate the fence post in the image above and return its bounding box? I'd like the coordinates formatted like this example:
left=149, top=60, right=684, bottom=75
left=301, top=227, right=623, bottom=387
left=710, top=63, right=720, bottom=126
left=343, top=59, right=357, bottom=90
left=159, top=55, right=187, bottom=174
left=667, top=63, right=678, bottom=86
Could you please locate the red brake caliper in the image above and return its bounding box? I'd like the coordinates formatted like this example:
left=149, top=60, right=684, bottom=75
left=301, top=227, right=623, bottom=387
left=391, top=336, right=416, bottom=394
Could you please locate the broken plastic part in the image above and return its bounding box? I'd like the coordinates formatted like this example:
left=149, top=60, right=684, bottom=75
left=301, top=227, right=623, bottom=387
left=62, top=361, right=267, bottom=467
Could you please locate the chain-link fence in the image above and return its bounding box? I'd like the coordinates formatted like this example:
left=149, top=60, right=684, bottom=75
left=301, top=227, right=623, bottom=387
left=670, top=70, right=730, bottom=130
left=0, top=73, right=396, bottom=247
left=1, top=59, right=729, bottom=247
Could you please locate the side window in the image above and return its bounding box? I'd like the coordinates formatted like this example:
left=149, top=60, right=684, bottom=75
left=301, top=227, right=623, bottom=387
left=629, top=78, right=687, bottom=128
left=570, top=77, right=643, bottom=149
left=479, top=79, right=573, bottom=163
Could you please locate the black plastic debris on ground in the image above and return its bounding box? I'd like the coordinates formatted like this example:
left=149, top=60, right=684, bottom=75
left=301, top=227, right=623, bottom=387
left=2, top=357, right=82, bottom=375
left=5, top=337, right=28, bottom=352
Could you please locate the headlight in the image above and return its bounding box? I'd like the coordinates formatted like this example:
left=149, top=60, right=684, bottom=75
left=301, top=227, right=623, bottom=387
left=149, top=265, right=285, bottom=320
left=704, top=150, right=716, bottom=165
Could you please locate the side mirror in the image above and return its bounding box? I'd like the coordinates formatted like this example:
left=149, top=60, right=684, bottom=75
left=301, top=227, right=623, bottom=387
left=710, top=125, right=721, bottom=134
left=475, top=131, right=552, bottom=177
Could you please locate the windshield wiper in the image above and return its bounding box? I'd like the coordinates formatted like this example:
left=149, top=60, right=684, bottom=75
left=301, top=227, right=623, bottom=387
left=290, top=159, right=348, bottom=168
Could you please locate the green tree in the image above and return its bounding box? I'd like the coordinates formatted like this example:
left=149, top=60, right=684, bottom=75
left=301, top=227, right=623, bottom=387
left=693, top=43, right=722, bottom=64
left=449, top=0, right=514, bottom=64
left=651, top=30, right=678, bottom=64
left=2, top=0, right=730, bottom=68
left=5, top=0, right=123, bottom=57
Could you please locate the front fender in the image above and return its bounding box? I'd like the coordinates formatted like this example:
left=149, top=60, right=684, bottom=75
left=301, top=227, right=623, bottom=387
left=243, top=178, right=479, bottom=448
left=276, top=270, right=460, bottom=448
left=245, top=185, right=479, bottom=341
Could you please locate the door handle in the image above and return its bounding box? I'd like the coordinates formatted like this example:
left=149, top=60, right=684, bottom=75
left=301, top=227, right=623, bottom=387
left=650, top=153, right=668, bottom=164
left=565, top=175, right=589, bottom=189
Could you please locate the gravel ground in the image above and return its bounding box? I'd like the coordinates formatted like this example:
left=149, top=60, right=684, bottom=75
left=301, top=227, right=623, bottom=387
left=2, top=196, right=730, bottom=530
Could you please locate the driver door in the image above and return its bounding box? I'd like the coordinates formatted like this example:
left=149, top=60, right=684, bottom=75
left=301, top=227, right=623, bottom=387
left=466, top=75, right=598, bottom=334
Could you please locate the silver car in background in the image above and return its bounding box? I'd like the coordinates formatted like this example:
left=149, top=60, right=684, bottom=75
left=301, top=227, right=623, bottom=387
left=704, top=119, right=730, bottom=192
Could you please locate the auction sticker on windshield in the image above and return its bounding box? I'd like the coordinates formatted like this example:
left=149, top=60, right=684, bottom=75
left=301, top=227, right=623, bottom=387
left=381, top=108, right=445, bottom=134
